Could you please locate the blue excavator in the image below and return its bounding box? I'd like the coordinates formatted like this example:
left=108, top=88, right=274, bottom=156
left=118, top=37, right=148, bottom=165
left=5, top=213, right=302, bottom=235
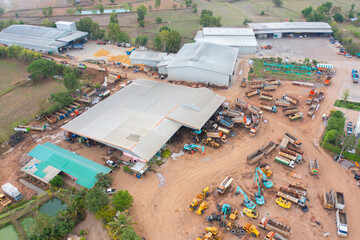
left=253, top=170, right=265, bottom=205
left=236, top=186, right=256, bottom=209
left=183, top=144, right=205, bottom=155
left=255, top=167, right=273, bottom=189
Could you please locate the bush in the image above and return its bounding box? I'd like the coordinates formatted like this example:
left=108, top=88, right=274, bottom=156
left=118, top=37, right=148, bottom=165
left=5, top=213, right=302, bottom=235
left=161, top=148, right=171, bottom=158
left=111, top=190, right=134, bottom=211
left=139, top=20, right=145, bottom=28
left=123, top=165, right=132, bottom=174
left=155, top=17, right=162, bottom=24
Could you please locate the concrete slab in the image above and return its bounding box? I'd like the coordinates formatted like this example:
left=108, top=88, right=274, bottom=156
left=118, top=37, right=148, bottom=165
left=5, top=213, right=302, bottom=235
left=19, top=179, right=46, bottom=195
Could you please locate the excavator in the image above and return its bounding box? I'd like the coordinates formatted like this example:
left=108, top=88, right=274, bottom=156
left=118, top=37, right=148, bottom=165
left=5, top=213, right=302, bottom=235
left=260, top=163, right=273, bottom=177
left=254, top=170, right=265, bottom=205
left=243, top=223, right=261, bottom=238
left=184, top=144, right=205, bottom=155
left=236, top=186, right=256, bottom=209
left=255, top=167, right=273, bottom=189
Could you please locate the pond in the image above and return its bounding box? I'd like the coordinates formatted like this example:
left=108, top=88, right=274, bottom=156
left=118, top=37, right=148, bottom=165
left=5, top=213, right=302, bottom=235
left=0, top=224, right=19, bottom=240
left=21, top=217, right=34, bottom=237
left=39, top=198, right=66, bottom=217
left=77, top=8, right=130, bottom=15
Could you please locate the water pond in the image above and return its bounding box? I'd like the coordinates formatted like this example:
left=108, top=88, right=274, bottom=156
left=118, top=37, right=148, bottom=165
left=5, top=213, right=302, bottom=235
left=0, top=224, right=19, bottom=240
left=39, top=198, right=66, bottom=217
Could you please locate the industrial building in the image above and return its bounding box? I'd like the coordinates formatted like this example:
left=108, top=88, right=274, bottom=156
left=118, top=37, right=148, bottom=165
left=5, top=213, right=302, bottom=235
left=166, top=42, right=238, bottom=86
left=62, top=79, right=225, bottom=162
left=194, top=27, right=258, bottom=53
left=22, top=142, right=111, bottom=189
left=129, top=51, right=175, bottom=67
left=0, top=21, right=88, bottom=53
left=248, top=22, right=333, bottom=38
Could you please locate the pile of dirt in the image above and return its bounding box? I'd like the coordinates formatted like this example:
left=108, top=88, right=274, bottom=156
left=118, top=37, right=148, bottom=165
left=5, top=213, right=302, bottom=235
left=84, top=68, right=106, bottom=85
left=107, top=55, right=131, bottom=65
left=94, top=49, right=111, bottom=57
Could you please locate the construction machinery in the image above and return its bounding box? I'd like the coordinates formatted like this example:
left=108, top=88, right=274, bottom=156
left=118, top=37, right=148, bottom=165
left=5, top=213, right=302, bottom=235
left=264, top=232, right=288, bottom=240
left=335, top=191, right=345, bottom=210
left=243, top=223, right=261, bottom=238
left=226, top=210, right=239, bottom=231
left=190, top=198, right=203, bottom=211
left=260, top=93, right=273, bottom=101
left=189, top=187, right=210, bottom=211
left=217, top=176, right=233, bottom=194
left=205, top=227, right=224, bottom=240
left=336, top=210, right=348, bottom=237
left=261, top=142, right=277, bottom=156
left=260, top=163, right=273, bottom=177
left=284, top=133, right=301, bottom=148
left=242, top=207, right=258, bottom=219
left=254, top=170, right=265, bottom=205
left=259, top=217, right=291, bottom=237
left=322, top=189, right=335, bottom=210
left=256, top=167, right=273, bottom=188
left=276, top=197, right=292, bottom=209
left=183, top=144, right=205, bottom=155
left=236, top=186, right=256, bottom=209
left=196, top=202, right=208, bottom=215
left=78, top=63, right=86, bottom=69
left=198, top=187, right=210, bottom=199
left=275, top=156, right=296, bottom=168
left=0, top=193, right=11, bottom=207
left=289, top=112, right=303, bottom=121
left=261, top=45, right=273, bottom=49
left=276, top=187, right=306, bottom=207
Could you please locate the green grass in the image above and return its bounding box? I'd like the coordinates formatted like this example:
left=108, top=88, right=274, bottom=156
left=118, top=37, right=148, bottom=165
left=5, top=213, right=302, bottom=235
left=0, top=60, right=28, bottom=90
left=335, top=100, right=360, bottom=111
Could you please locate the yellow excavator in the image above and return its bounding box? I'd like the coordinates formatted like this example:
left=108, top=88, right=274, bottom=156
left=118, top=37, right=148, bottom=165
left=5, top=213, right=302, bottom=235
left=276, top=197, right=292, bottom=209
left=243, top=223, right=261, bottom=238
left=260, top=163, right=273, bottom=177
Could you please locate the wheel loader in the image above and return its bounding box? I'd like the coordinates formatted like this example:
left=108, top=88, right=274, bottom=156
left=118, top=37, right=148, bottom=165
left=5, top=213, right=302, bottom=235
left=205, top=227, right=224, bottom=240
left=260, top=163, right=273, bottom=177
left=226, top=210, right=239, bottom=231
left=242, top=207, right=258, bottom=219
left=276, top=197, right=292, bottom=209
left=196, top=202, right=208, bottom=215
left=202, top=138, right=221, bottom=149
left=197, top=187, right=210, bottom=199
left=243, top=223, right=261, bottom=238
left=189, top=198, right=203, bottom=211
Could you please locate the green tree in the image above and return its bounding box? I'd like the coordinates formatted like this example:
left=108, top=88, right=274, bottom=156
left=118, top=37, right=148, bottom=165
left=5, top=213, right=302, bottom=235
left=322, top=2, right=333, bottom=14
left=139, top=20, right=145, bottom=27
left=135, top=35, right=148, bottom=45
left=77, top=18, right=104, bottom=40
left=136, top=5, right=147, bottom=22
left=166, top=30, right=182, bottom=53
left=67, top=8, right=75, bottom=15
left=95, top=204, right=117, bottom=224
left=26, top=59, right=59, bottom=80
left=191, top=3, right=197, bottom=9
left=42, top=8, right=48, bottom=17
left=95, top=173, right=113, bottom=188
left=0, top=8, right=4, bottom=15
left=243, top=18, right=252, bottom=25
left=355, top=141, right=360, bottom=155
left=185, top=0, right=192, bottom=7
left=76, top=5, right=83, bottom=14
left=120, top=227, right=142, bottom=240
left=340, top=134, right=357, bottom=155
left=343, top=89, right=350, bottom=103
left=85, top=187, right=108, bottom=213
left=148, top=5, right=152, bottom=12
left=154, top=35, right=162, bottom=50
left=200, top=9, right=221, bottom=27
left=324, top=129, right=338, bottom=144
left=63, top=73, right=79, bottom=90
left=110, top=12, right=118, bottom=24
left=333, top=13, right=344, bottom=22
left=112, top=190, right=133, bottom=211
left=154, top=0, right=161, bottom=9
left=272, top=0, right=283, bottom=7
left=28, top=214, right=56, bottom=239
left=348, top=12, right=354, bottom=19
left=106, top=211, right=136, bottom=239
left=156, top=17, right=162, bottom=23
left=118, top=31, right=130, bottom=43
left=49, top=92, right=74, bottom=109
left=48, top=6, right=53, bottom=16
left=301, top=6, right=313, bottom=18
left=49, top=175, right=63, bottom=187
left=98, top=3, right=104, bottom=14
left=159, top=26, right=170, bottom=32
left=331, top=6, right=341, bottom=14
left=110, top=0, right=115, bottom=3
left=351, top=3, right=355, bottom=12
left=108, top=23, right=121, bottom=41
left=15, top=13, right=19, bottom=18
left=42, top=18, right=56, bottom=28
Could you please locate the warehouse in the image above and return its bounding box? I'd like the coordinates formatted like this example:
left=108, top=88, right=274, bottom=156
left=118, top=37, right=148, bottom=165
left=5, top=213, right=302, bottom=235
left=22, top=142, right=111, bottom=189
left=166, top=42, right=238, bottom=86
left=248, top=22, right=332, bottom=38
left=62, top=79, right=225, bottom=162
left=0, top=21, right=88, bottom=53
left=129, top=51, right=174, bottom=67
left=194, top=27, right=258, bottom=53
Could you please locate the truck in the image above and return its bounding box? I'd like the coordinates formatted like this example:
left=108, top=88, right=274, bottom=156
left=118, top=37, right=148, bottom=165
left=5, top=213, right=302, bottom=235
left=284, top=133, right=301, bottom=148
left=98, top=66, right=107, bottom=72
left=282, top=95, right=299, bottom=105
left=352, top=69, right=359, bottom=83
left=263, top=84, right=277, bottom=91
left=246, top=89, right=260, bottom=98
left=260, top=93, right=273, bottom=101
left=241, top=78, right=247, bottom=88
left=275, top=156, right=295, bottom=168
left=282, top=107, right=298, bottom=116
left=280, top=148, right=302, bottom=163
left=307, top=104, right=316, bottom=117
left=2, top=183, right=23, bottom=201
left=251, top=82, right=264, bottom=89
left=250, top=122, right=259, bottom=137
left=318, top=92, right=325, bottom=101
left=0, top=193, right=12, bottom=206
left=289, top=112, right=303, bottom=121
left=222, top=108, right=242, bottom=117
left=277, top=187, right=306, bottom=206
left=258, top=217, right=291, bottom=237
left=266, top=79, right=281, bottom=85
left=322, top=189, right=335, bottom=210
left=279, top=137, right=289, bottom=150
left=232, top=116, right=251, bottom=128
left=261, top=141, right=277, bottom=155
left=248, top=105, right=263, bottom=116
left=217, top=176, right=233, bottom=194
left=306, top=89, right=316, bottom=105
left=264, top=232, right=288, bottom=240
left=247, top=149, right=264, bottom=164
left=309, top=159, right=319, bottom=175
left=336, top=210, right=348, bottom=237
left=235, top=98, right=248, bottom=109
left=287, top=184, right=307, bottom=197
left=259, top=102, right=277, bottom=113
left=219, top=116, right=234, bottom=128
left=279, top=150, right=301, bottom=163
left=78, top=63, right=86, bottom=69
left=275, top=99, right=290, bottom=107
left=335, top=191, right=345, bottom=210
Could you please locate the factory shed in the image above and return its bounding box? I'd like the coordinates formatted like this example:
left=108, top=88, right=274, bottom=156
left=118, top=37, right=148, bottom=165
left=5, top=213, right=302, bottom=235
left=166, top=42, right=238, bottom=86
left=62, top=79, right=225, bottom=162
left=129, top=51, right=169, bottom=67
left=194, top=28, right=258, bottom=53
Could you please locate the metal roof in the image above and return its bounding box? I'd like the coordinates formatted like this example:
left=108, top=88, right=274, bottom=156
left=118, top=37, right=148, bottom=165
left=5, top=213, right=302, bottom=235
left=27, top=142, right=111, bottom=189
left=21, top=158, right=61, bottom=183
left=203, top=27, right=255, bottom=36
left=166, top=42, right=238, bottom=75
left=248, top=22, right=333, bottom=34
left=62, top=79, right=225, bottom=161
left=195, top=30, right=258, bottom=47
left=129, top=51, right=168, bottom=62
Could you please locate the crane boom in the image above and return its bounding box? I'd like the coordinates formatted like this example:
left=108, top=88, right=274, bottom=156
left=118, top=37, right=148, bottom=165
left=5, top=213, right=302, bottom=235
left=236, top=186, right=256, bottom=209
left=254, top=171, right=265, bottom=205
left=256, top=167, right=273, bottom=188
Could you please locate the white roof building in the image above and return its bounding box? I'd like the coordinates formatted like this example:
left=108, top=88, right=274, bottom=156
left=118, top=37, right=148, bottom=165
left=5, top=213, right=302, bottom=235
left=194, top=27, right=258, bottom=53
left=129, top=51, right=170, bottom=67
left=62, top=79, right=225, bottom=161
left=166, top=42, right=238, bottom=86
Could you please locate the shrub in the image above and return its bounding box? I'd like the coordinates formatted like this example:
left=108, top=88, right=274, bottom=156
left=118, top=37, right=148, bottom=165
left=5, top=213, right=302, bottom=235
left=123, top=165, right=132, bottom=174
left=155, top=17, right=162, bottom=24
left=49, top=175, right=63, bottom=187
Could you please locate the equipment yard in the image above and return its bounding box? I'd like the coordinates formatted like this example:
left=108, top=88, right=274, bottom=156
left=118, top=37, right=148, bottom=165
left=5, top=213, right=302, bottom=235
left=1, top=36, right=360, bottom=240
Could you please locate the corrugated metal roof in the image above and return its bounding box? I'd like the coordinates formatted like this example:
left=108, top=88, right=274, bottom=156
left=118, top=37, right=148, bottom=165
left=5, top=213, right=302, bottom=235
left=166, top=42, right=238, bottom=75
left=62, top=79, right=224, bottom=161
left=129, top=51, right=168, bottom=62
left=248, top=22, right=333, bottom=34
left=27, top=142, right=111, bottom=189
left=203, top=27, right=254, bottom=36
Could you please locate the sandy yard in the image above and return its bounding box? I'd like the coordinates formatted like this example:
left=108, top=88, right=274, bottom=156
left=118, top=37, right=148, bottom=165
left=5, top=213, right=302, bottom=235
left=0, top=37, right=360, bottom=240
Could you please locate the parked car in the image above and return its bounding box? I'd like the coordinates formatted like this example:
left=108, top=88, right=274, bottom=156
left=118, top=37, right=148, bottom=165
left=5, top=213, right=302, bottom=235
left=355, top=173, right=360, bottom=180
left=104, top=188, right=116, bottom=194
left=345, top=53, right=352, bottom=58
left=106, top=160, right=118, bottom=168
left=347, top=122, right=353, bottom=135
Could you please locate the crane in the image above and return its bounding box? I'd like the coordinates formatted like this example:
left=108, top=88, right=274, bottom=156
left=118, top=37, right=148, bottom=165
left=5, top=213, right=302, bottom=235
left=255, top=167, right=273, bottom=189
left=184, top=144, right=205, bottom=155
left=254, top=170, right=265, bottom=205
left=236, top=186, right=256, bottom=209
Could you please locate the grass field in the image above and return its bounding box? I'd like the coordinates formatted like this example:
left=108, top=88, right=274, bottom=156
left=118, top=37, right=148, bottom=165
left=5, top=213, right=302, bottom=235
left=0, top=60, right=65, bottom=143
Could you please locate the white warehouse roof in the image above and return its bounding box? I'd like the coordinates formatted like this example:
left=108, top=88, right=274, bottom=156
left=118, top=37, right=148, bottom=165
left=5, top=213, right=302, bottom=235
left=167, top=42, right=238, bottom=75
left=62, top=79, right=225, bottom=161
left=129, top=51, right=168, bottom=62
left=248, top=22, right=333, bottom=34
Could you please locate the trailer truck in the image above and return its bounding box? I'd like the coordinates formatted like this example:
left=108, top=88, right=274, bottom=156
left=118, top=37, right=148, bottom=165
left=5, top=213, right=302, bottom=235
left=258, top=217, right=291, bottom=237
left=246, top=89, right=260, bottom=98
left=284, top=133, right=301, bottom=148
left=2, top=183, right=23, bottom=201
left=260, top=93, right=273, bottom=101
left=235, top=98, right=248, bottom=109
left=247, top=149, right=264, bottom=164
left=259, top=102, right=277, bottom=113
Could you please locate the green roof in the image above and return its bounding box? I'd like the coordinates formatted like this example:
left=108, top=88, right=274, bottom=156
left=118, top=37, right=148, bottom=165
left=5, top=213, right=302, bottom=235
left=28, top=142, right=111, bottom=189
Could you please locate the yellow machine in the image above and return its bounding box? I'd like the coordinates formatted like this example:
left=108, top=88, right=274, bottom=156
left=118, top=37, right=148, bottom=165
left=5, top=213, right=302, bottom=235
left=203, top=138, right=221, bottom=149
left=196, top=202, right=208, bottom=215
left=260, top=163, right=273, bottom=177
left=189, top=198, right=203, bottom=211
left=226, top=210, right=239, bottom=231
left=205, top=227, right=224, bottom=240
left=242, top=207, right=259, bottom=219
left=276, top=197, right=292, bottom=209
left=197, top=187, right=210, bottom=199
left=0, top=194, right=11, bottom=207
left=243, top=223, right=261, bottom=238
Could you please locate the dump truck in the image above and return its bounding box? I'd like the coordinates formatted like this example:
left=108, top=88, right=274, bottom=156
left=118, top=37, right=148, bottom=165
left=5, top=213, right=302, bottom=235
left=251, top=82, right=264, bottom=89
left=261, top=141, right=277, bottom=155
left=323, top=189, right=335, bottom=210
left=260, top=93, right=273, bottom=101
left=2, top=183, right=23, bottom=201
left=287, top=144, right=304, bottom=155
left=247, top=149, right=264, bottom=164
left=284, top=133, right=301, bottom=148
left=222, top=108, right=242, bottom=117
left=287, top=184, right=307, bottom=197
left=248, top=105, right=263, bottom=115
left=217, top=176, right=233, bottom=194
left=266, top=79, right=281, bottom=85
left=246, top=89, right=260, bottom=98
left=279, top=148, right=302, bottom=160
left=241, top=78, right=247, bottom=88
left=0, top=193, right=11, bottom=207
left=289, top=112, right=303, bottom=121
left=275, top=99, right=290, bottom=107
left=318, top=92, right=324, bottom=101
left=307, top=105, right=316, bottom=117
left=277, top=187, right=306, bottom=206
left=306, top=89, right=316, bottom=105
left=235, top=98, right=248, bottom=109
left=206, top=130, right=224, bottom=140
left=258, top=217, right=291, bottom=237
left=309, top=159, right=319, bottom=175
left=336, top=210, right=348, bottom=237
left=219, top=116, right=234, bottom=128
left=282, top=107, right=298, bottom=116
left=282, top=95, right=299, bottom=105
left=98, top=66, right=107, bottom=72
left=275, top=156, right=295, bottom=168
left=250, top=122, right=259, bottom=137
left=265, top=232, right=288, bottom=240
left=279, top=150, right=301, bottom=163
left=233, top=116, right=252, bottom=128
left=259, top=102, right=277, bottom=113
left=335, top=192, right=345, bottom=210
left=263, top=84, right=277, bottom=91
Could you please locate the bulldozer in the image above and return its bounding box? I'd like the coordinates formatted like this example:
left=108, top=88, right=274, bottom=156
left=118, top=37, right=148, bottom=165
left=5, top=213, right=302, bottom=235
left=260, top=163, right=273, bottom=177
left=190, top=187, right=210, bottom=211
left=242, top=207, right=258, bottom=219
left=226, top=210, right=238, bottom=231
left=243, top=223, right=261, bottom=238
left=276, top=197, right=292, bottom=209
left=190, top=198, right=203, bottom=211
left=196, top=202, right=208, bottom=215
left=197, top=187, right=210, bottom=199
left=205, top=227, right=224, bottom=240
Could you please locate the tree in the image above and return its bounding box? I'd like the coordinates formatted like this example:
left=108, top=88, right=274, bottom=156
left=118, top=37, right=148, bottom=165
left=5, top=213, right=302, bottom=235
left=63, top=73, right=79, bottom=90
left=351, top=3, right=355, bottom=12
left=154, top=35, right=162, bottom=50
left=110, top=12, right=118, bottom=24
left=76, top=5, right=83, bottom=14
left=348, top=12, right=354, bottom=19
left=166, top=30, right=182, bottom=53
left=322, top=2, right=333, bottom=14
left=15, top=13, right=19, bottom=18
left=0, top=8, right=4, bottom=15
left=98, top=3, right=104, bottom=14
left=49, top=92, right=74, bottom=109
left=148, top=5, right=152, bottom=12
left=333, top=13, right=344, bottom=22
left=49, top=175, right=63, bottom=187
left=67, top=8, right=75, bottom=15
left=154, top=0, right=161, bottom=9
left=243, top=18, right=252, bottom=25
left=112, top=190, right=134, bottom=211
left=110, top=0, right=115, bottom=3
left=159, top=26, right=170, bottom=32
left=272, top=0, right=283, bottom=7
left=108, top=23, right=121, bottom=41
left=260, top=11, right=265, bottom=15
left=156, top=17, right=162, bottom=23
left=48, top=6, right=53, bottom=16
left=42, top=18, right=56, bottom=28
left=343, top=89, right=350, bottom=103
left=200, top=9, right=221, bottom=27
left=95, top=204, right=117, bottom=224
left=95, top=173, right=113, bottom=188
left=42, top=8, right=48, bottom=17
left=85, top=187, right=108, bottom=213
left=355, top=141, right=360, bottom=155
left=26, top=59, right=59, bottom=80
left=118, top=31, right=130, bottom=43
left=324, top=129, right=338, bottom=144
left=106, top=211, right=136, bottom=239
left=135, top=35, right=148, bottom=45
left=77, top=18, right=105, bottom=40
left=301, top=6, right=313, bottom=18
left=136, top=5, right=147, bottom=22
left=191, top=3, right=197, bottom=9
left=139, top=20, right=145, bottom=28
left=340, top=134, right=357, bottom=156
left=28, top=214, right=56, bottom=239
left=185, top=0, right=192, bottom=7
left=120, top=227, right=142, bottom=240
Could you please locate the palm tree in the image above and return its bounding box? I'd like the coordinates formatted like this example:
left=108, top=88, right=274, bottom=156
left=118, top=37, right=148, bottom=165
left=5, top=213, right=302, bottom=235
left=106, top=211, right=135, bottom=239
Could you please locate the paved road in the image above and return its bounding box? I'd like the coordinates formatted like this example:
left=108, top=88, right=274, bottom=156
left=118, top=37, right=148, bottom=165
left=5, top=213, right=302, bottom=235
left=19, top=179, right=46, bottom=195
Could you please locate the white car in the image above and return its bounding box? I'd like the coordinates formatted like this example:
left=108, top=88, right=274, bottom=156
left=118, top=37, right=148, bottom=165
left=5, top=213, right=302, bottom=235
left=105, top=188, right=116, bottom=194
left=106, top=160, right=118, bottom=168
left=345, top=53, right=352, bottom=58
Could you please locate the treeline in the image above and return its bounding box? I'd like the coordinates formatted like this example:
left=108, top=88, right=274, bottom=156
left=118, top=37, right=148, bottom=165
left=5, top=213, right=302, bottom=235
left=0, top=18, right=24, bottom=31
left=0, top=45, right=42, bottom=62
